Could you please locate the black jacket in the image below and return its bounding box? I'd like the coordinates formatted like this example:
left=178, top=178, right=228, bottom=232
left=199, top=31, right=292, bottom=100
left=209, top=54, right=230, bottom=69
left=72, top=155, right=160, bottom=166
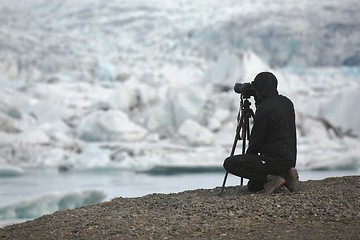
left=246, top=72, right=297, bottom=168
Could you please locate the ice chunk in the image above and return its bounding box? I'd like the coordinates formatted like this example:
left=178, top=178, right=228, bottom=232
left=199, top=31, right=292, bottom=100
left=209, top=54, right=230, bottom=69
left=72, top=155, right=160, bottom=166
left=0, top=190, right=105, bottom=220
left=203, top=50, right=271, bottom=87
left=0, top=112, right=20, bottom=133
left=20, top=130, right=50, bottom=145
left=320, top=88, right=360, bottom=136
left=205, top=108, right=231, bottom=131
left=107, top=86, right=131, bottom=112
left=143, top=103, right=174, bottom=137
left=95, top=62, right=117, bottom=81
left=178, top=119, right=215, bottom=146
left=108, top=79, right=157, bottom=113
left=66, top=144, right=113, bottom=170
left=76, top=110, right=147, bottom=142
left=171, top=87, right=207, bottom=127
left=0, top=165, right=24, bottom=177
left=38, top=120, right=77, bottom=148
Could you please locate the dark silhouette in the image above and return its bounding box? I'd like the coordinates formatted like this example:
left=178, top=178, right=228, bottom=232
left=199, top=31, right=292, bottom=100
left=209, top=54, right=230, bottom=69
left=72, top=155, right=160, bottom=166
left=223, top=72, right=300, bottom=194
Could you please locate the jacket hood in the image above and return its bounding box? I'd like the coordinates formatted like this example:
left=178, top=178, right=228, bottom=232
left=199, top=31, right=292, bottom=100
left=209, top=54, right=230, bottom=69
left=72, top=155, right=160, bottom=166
left=251, top=72, right=278, bottom=101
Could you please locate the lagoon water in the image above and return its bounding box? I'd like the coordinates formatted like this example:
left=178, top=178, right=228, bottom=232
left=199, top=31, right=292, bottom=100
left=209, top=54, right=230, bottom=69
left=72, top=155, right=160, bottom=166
left=1, top=168, right=359, bottom=227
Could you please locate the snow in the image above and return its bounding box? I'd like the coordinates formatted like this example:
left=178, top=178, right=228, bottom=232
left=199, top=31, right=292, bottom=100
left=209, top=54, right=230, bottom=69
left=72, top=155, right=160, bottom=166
left=0, top=0, right=359, bottom=174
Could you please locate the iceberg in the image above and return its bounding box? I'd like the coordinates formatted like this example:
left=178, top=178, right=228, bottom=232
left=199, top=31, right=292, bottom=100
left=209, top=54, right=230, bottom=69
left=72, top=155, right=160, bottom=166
left=143, top=102, right=174, bottom=137
left=178, top=119, right=215, bottom=146
left=0, top=190, right=106, bottom=220
left=203, top=50, right=271, bottom=87
left=76, top=110, right=147, bottom=142
left=171, top=86, right=207, bottom=128
left=320, top=87, right=360, bottom=137
left=0, top=165, right=24, bottom=177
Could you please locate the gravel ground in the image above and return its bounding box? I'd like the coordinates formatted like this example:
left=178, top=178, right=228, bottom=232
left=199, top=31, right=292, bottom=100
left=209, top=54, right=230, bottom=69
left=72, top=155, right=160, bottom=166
left=1, top=175, right=359, bottom=239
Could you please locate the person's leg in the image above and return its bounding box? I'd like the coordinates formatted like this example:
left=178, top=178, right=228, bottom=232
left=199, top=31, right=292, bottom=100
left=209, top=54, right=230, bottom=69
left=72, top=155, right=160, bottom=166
left=223, top=154, right=267, bottom=183
left=223, top=154, right=287, bottom=193
left=262, top=162, right=290, bottom=176
left=247, top=179, right=264, bottom=192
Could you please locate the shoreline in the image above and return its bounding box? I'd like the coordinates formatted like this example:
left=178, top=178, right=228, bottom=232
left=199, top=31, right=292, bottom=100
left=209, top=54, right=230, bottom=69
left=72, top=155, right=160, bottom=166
left=1, top=175, right=359, bottom=239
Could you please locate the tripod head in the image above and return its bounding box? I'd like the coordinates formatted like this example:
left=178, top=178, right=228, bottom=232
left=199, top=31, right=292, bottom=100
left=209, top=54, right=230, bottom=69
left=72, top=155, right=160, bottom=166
left=236, top=95, right=255, bottom=140
left=241, top=96, right=252, bottom=110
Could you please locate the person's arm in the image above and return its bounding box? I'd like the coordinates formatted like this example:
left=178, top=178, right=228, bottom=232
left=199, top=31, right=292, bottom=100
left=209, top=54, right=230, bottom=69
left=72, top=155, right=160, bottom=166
left=246, top=108, right=267, bottom=155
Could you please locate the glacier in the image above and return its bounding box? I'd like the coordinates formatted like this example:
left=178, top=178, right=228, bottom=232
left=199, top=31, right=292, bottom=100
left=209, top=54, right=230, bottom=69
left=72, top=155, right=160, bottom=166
left=0, top=0, right=359, bottom=175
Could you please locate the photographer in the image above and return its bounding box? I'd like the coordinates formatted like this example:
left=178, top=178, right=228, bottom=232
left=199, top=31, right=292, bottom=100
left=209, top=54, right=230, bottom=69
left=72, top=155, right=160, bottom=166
left=223, top=72, right=299, bottom=194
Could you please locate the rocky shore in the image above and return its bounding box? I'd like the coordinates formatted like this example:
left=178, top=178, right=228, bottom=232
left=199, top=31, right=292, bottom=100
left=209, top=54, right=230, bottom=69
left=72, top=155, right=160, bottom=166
left=1, top=176, right=359, bottom=239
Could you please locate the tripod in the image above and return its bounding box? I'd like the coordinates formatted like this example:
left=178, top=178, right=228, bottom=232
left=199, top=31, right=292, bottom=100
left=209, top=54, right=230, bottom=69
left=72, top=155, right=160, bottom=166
left=219, top=95, right=255, bottom=196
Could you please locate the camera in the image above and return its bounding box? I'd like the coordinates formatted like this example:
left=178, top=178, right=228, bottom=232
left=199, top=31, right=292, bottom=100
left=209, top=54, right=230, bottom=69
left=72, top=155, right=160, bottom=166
left=233, top=82, right=256, bottom=98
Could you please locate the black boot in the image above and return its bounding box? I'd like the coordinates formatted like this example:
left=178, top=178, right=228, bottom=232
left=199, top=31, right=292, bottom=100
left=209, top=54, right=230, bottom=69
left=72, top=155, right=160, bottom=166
left=263, top=175, right=285, bottom=194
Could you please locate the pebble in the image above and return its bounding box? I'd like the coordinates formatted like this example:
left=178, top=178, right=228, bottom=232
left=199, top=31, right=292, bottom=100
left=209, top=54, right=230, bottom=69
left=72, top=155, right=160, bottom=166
left=0, top=176, right=359, bottom=239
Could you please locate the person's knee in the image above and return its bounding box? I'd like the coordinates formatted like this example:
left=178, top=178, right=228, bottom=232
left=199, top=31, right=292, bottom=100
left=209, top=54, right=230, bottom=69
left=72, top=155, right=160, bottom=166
left=223, top=157, right=232, bottom=171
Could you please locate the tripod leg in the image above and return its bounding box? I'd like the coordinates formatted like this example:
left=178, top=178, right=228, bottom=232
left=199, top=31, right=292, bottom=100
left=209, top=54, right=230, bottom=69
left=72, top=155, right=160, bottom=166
left=220, top=98, right=253, bottom=196
left=219, top=171, right=228, bottom=196
left=239, top=116, right=249, bottom=186
left=219, top=132, right=239, bottom=196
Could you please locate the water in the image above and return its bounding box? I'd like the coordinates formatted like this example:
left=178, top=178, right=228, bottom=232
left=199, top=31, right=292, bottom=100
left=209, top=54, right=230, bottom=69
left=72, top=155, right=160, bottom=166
left=0, top=169, right=359, bottom=227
